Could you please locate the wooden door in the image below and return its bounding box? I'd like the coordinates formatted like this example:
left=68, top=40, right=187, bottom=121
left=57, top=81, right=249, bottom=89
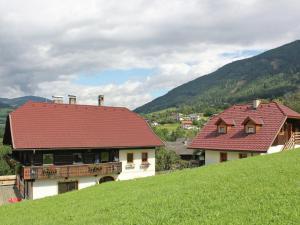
left=220, top=152, right=227, bottom=162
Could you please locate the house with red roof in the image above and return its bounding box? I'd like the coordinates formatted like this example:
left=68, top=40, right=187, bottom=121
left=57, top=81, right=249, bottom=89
left=189, top=100, right=300, bottom=165
left=181, top=120, right=196, bottom=130
left=3, top=95, right=163, bottom=199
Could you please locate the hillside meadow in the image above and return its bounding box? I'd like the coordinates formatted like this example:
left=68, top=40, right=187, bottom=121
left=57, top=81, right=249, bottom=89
left=0, top=149, right=299, bottom=225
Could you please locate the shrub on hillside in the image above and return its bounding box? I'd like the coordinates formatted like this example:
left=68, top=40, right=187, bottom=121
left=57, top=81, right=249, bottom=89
left=155, top=147, right=190, bottom=171
left=0, top=145, right=14, bottom=176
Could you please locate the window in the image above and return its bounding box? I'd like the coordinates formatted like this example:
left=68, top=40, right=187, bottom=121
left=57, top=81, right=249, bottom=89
left=58, top=181, right=78, bottom=194
left=100, top=152, right=109, bottom=163
left=239, top=153, right=247, bottom=159
left=246, top=126, right=255, bottom=134
left=73, top=153, right=83, bottom=164
left=141, top=152, right=148, bottom=163
left=95, top=153, right=100, bottom=164
left=218, top=126, right=226, bottom=134
left=220, top=152, right=227, bottom=162
left=43, top=154, right=53, bottom=165
left=127, top=153, right=134, bottom=163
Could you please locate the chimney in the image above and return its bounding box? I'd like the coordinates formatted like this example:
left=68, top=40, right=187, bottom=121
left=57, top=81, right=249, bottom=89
left=68, top=95, right=77, bottom=104
left=52, top=96, right=64, bottom=104
left=253, top=99, right=261, bottom=109
left=98, top=95, right=104, bottom=106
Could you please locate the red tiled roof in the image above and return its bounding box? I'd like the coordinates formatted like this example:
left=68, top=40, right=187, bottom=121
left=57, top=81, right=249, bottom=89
left=189, top=102, right=300, bottom=152
left=215, top=117, right=235, bottom=126
left=241, top=116, right=264, bottom=125
left=276, top=103, right=300, bottom=119
left=8, top=101, right=164, bottom=150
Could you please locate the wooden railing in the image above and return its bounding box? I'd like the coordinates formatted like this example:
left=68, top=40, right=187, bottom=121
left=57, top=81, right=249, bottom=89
left=294, top=132, right=300, bottom=145
left=282, top=132, right=300, bottom=151
left=0, top=175, right=16, bottom=186
left=22, top=162, right=122, bottom=180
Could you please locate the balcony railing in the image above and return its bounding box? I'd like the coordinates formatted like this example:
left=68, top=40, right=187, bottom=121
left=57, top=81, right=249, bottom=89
left=22, top=162, right=122, bottom=180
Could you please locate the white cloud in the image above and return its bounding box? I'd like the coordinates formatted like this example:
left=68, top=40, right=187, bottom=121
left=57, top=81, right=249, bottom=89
left=0, top=0, right=300, bottom=109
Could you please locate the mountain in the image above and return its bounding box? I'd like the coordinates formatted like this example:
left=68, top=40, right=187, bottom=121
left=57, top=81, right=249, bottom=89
left=135, top=40, right=300, bottom=114
left=0, top=96, right=50, bottom=138
left=0, top=96, right=50, bottom=108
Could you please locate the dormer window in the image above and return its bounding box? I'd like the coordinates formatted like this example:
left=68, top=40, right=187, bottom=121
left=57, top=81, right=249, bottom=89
left=218, top=126, right=226, bottom=134
left=215, top=117, right=235, bottom=134
left=246, top=126, right=255, bottom=134
left=242, top=116, right=263, bottom=134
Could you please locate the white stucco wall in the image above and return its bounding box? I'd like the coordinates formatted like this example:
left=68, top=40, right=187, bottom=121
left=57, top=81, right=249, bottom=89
left=267, top=145, right=284, bottom=154
left=32, top=179, right=58, bottom=200
left=117, top=149, right=155, bottom=180
left=32, top=176, right=99, bottom=200
left=205, top=150, right=260, bottom=165
left=205, top=150, right=220, bottom=165
left=78, top=176, right=98, bottom=189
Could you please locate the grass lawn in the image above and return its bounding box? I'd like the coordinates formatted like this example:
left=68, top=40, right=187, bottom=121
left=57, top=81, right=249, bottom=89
left=1, top=150, right=300, bottom=225
left=157, top=123, right=180, bottom=131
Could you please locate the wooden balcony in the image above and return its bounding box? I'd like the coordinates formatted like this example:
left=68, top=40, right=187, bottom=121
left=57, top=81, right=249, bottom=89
left=22, top=162, right=122, bottom=180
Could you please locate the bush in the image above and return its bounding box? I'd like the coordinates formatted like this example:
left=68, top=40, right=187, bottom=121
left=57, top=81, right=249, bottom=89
left=155, top=147, right=180, bottom=171
left=0, top=145, right=14, bottom=176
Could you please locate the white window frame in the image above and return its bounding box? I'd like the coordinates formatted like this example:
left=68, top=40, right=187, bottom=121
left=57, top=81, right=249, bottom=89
left=247, top=126, right=255, bottom=134
left=218, top=126, right=226, bottom=134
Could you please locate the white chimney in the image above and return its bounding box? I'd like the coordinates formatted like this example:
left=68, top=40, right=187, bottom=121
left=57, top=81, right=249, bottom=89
left=52, top=96, right=64, bottom=104
left=98, top=95, right=104, bottom=106
left=68, top=95, right=77, bottom=104
left=253, top=99, right=261, bottom=109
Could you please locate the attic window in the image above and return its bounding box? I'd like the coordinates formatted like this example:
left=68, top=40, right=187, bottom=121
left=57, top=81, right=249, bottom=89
left=218, top=126, right=226, bottom=134
left=242, top=116, right=263, bottom=134
left=246, top=125, right=255, bottom=134
left=215, top=117, right=235, bottom=134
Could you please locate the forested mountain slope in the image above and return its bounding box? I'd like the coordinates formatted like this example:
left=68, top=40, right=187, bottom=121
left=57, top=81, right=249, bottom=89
left=135, top=40, right=300, bottom=114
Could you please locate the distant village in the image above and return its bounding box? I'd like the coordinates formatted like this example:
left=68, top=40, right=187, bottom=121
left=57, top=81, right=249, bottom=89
left=147, top=112, right=205, bottom=130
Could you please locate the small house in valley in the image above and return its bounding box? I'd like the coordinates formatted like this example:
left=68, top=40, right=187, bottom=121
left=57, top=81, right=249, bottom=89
left=181, top=120, right=195, bottom=130
left=3, top=95, right=163, bottom=199
left=189, top=100, right=300, bottom=165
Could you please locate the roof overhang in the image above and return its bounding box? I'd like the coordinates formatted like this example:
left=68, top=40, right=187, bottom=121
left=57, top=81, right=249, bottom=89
left=215, top=117, right=235, bottom=126
left=242, top=116, right=264, bottom=125
left=187, top=146, right=267, bottom=153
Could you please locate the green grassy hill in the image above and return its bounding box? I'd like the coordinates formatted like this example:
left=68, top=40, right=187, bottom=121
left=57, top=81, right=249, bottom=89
left=1, top=149, right=300, bottom=224
left=135, top=40, right=300, bottom=114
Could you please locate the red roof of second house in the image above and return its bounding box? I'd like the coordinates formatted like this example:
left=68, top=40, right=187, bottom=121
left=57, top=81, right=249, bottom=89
left=241, top=116, right=264, bottom=125
left=7, top=101, right=164, bottom=150
left=189, top=102, right=300, bottom=152
left=215, top=117, right=236, bottom=126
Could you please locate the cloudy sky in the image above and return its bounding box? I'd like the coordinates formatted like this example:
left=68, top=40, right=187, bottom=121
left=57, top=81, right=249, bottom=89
left=0, top=0, right=300, bottom=109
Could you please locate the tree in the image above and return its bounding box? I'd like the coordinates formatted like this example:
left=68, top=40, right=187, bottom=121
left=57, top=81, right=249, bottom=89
left=0, top=145, right=14, bottom=176
left=155, top=147, right=180, bottom=171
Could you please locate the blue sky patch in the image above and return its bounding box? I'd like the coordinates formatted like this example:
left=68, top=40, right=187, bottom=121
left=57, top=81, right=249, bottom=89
left=221, top=49, right=264, bottom=59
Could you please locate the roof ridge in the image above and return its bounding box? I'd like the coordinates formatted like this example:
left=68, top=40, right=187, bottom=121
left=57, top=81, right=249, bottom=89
left=273, top=101, right=289, bottom=117
left=26, top=101, right=129, bottom=110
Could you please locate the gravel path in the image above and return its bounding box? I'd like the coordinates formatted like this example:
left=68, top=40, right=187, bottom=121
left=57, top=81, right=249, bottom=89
left=0, top=185, right=22, bottom=206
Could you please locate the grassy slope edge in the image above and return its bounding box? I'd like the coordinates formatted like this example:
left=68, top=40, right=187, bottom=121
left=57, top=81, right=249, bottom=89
left=1, top=149, right=300, bottom=225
